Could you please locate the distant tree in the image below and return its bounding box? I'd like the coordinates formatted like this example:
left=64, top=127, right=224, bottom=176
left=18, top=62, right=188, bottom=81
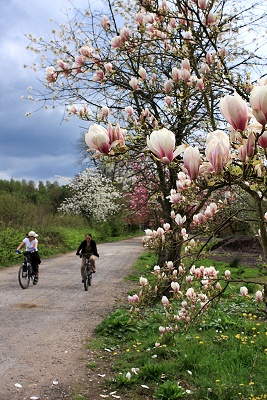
left=57, top=169, right=123, bottom=223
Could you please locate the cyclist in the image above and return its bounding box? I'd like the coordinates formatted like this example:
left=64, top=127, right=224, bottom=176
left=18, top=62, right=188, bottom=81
left=76, top=233, right=99, bottom=282
left=16, top=230, right=41, bottom=285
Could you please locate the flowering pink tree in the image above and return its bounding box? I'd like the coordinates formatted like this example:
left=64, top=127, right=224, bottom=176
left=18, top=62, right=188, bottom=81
left=25, top=0, right=267, bottom=265
left=25, top=0, right=267, bottom=233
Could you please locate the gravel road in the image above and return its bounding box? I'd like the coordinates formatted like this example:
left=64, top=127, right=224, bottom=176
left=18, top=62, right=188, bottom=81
left=0, top=237, right=144, bottom=400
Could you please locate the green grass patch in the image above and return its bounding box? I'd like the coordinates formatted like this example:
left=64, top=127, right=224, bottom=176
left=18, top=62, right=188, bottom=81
left=83, top=250, right=267, bottom=400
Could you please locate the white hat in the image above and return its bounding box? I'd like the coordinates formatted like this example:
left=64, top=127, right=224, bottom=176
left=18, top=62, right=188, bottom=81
left=28, top=231, right=38, bottom=237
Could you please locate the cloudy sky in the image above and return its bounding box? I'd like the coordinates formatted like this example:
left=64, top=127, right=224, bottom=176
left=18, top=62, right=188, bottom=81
left=0, top=0, right=93, bottom=185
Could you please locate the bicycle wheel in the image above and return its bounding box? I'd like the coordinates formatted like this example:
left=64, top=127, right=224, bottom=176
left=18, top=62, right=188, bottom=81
left=88, top=270, right=92, bottom=287
left=84, top=272, right=89, bottom=291
left=18, top=265, right=30, bottom=289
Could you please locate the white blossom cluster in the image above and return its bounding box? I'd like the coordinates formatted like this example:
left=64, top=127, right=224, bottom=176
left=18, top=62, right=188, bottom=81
left=58, top=169, right=122, bottom=222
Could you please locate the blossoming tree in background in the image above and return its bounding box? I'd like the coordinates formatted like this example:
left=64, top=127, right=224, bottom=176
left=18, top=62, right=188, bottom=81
left=58, top=169, right=123, bottom=223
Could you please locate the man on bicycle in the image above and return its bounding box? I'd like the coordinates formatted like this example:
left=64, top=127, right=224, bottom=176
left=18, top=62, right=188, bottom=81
left=76, top=233, right=99, bottom=282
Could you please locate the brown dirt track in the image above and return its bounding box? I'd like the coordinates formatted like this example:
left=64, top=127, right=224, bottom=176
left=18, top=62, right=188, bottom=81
left=0, top=237, right=144, bottom=400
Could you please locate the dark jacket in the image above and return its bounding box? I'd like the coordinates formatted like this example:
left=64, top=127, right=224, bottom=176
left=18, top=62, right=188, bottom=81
left=76, top=239, right=99, bottom=257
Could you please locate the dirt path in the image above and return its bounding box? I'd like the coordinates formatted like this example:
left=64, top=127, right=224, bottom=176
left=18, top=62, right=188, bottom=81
left=0, top=237, right=144, bottom=400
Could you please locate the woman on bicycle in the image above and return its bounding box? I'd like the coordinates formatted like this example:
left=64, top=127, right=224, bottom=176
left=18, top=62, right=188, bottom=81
left=76, top=233, right=99, bottom=282
left=16, top=230, right=41, bottom=284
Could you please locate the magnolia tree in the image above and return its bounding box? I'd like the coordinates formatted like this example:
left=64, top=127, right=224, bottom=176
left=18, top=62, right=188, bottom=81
left=58, top=169, right=123, bottom=222
left=25, top=0, right=267, bottom=324
left=25, top=0, right=267, bottom=231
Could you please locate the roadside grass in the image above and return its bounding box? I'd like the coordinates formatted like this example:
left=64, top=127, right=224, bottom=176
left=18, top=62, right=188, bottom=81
left=82, top=251, right=267, bottom=400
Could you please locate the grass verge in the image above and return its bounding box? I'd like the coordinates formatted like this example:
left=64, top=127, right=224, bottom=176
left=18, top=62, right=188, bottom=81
left=79, top=251, right=267, bottom=400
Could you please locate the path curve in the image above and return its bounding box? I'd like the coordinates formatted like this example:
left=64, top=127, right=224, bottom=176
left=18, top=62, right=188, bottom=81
left=0, top=237, right=144, bottom=400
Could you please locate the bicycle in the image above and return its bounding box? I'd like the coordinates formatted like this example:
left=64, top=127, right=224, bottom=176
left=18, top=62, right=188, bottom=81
left=16, top=251, right=36, bottom=289
left=79, top=253, right=93, bottom=291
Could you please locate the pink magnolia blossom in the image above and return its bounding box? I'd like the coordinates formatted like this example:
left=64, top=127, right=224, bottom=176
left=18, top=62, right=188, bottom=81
left=198, top=0, right=207, bottom=9
left=162, top=296, right=169, bottom=307
left=181, top=69, right=190, bottom=82
left=99, top=106, right=109, bottom=119
left=125, top=106, right=134, bottom=116
left=80, top=45, right=93, bottom=58
left=163, top=223, right=170, bottom=231
left=147, top=128, right=185, bottom=164
left=250, top=85, right=267, bottom=126
left=159, top=326, right=166, bottom=334
left=238, top=144, right=247, bottom=162
left=186, top=287, right=196, bottom=301
left=110, top=36, right=123, bottom=50
left=101, top=15, right=110, bottom=30
left=175, top=214, right=186, bottom=226
left=45, top=66, right=57, bottom=83
left=92, top=70, right=105, bottom=82
left=225, top=270, right=231, bottom=279
left=107, top=123, right=126, bottom=148
left=165, top=96, right=172, bottom=106
left=66, top=104, right=78, bottom=114
left=183, top=146, right=201, bottom=180
left=196, top=78, right=204, bottom=90
left=258, top=131, right=267, bottom=148
left=205, top=130, right=230, bottom=174
left=104, top=63, right=113, bottom=73
left=138, top=67, right=147, bottom=80
left=140, top=276, right=148, bottom=286
left=205, top=12, right=217, bottom=26
left=153, top=265, right=161, bottom=275
left=240, top=286, right=248, bottom=296
left=246, top=132, right=256, bottom=157
left=172, top=67, right=181, bottom=82
left=255, top=290, right=263, bottom=302
left=129, top=77, right=139, bottom=90
left=85, top=124, right=110, bottom=154
left=166, top=261, right=174, bottom=270
left=220, top=93, right=249, bottom=132
left=181, top=59, right=190, bottom=71
left=164, top=79, right=173, bottom=93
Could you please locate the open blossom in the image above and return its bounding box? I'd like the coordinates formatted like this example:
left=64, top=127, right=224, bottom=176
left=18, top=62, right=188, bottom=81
left=45, top=66, right=57, bottom=83
left=147, top=128, right=185, bottom=164
left=80, top=45, right=93, bottom=58
left=220, top=93, right=249, bottom=132
left=175, top=214, right=186, bottom=226
left=128, top=294, right=139, bottom=303
left=85, top=124, right=110, bottom=153
left=140, top=276, right=148, bottom=286
left=92, top=70, right=105, bottom=82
